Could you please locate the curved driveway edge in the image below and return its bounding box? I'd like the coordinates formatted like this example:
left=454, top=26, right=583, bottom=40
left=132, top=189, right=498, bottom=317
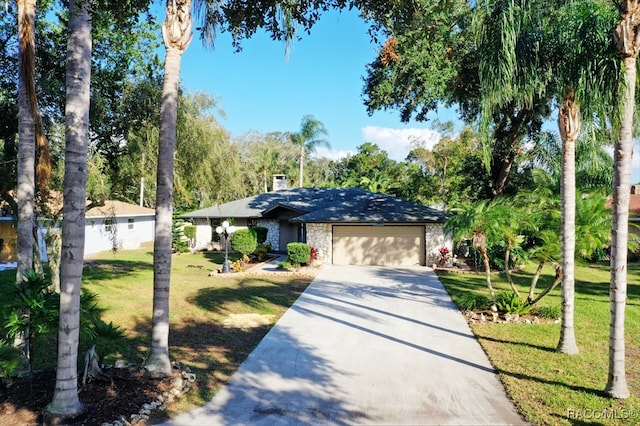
left=161, top=265, right=525, bottom=425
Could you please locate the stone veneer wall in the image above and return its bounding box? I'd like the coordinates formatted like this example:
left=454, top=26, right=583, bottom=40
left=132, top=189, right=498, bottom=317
left=306, top=223, right=332, bottom=264
left=257, top=219, right=280, bottom=251
left=425, top=223, right=452, bottom=266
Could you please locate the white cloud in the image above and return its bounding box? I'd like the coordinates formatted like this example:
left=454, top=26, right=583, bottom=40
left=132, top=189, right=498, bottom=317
left=313, top=147, right=353, bottom=161
left=361, top=126, right=441, bottom=161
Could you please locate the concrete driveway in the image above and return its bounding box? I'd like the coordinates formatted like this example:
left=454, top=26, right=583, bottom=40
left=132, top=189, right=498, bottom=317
left=162, top=265, right=524, bottom=425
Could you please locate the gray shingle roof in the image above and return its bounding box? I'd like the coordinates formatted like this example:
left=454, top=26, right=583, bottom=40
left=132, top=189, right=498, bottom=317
left=181, top=187, right=448, bottom=223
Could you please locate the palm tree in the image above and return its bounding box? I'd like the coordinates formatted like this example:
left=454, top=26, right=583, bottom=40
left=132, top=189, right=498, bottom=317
left=16, top=0, right=36, bottom=282
left=605, top=0, right=640, bottom=399
left=14, top=0, right=39, bottom=370
left=16, top=0, right=51, bottom=282
left=476, top=0, right=619, bottom=356
left=145, top=0, right=193, bottom=376
left=290, top=115, right=329, bottom=188
left=556, top=90, right=580, bottom=355
left=444, top=199, right=507, bottom=308
left=46, top=0, right=91, bottom=417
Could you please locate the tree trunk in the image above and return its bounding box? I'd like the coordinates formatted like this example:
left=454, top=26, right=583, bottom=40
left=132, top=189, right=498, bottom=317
left=527, top=260, right=545, bottom=304
left=146, top=0, right=192, bottom=376
left=557, top=90, right=580, bottom=355
left=528, top=263, right=562, bottom=307
left=503, top=242, right=520, bottom=297
left=480, top=246, right=496, bottom=305
left=17, top=0, right=36, bottom=280
left=15, top=0, right=37, bottom=368
left=46, top=0, right=91, bottom=418
left=605, top=60, right=635, bottom=400
left=46, top=227, right=62, bottom=293
left=605, top=5, right=638, bottom=398
left=299, top=145, right=305, bottom=188
left=473, top=232, right=496, bottom=307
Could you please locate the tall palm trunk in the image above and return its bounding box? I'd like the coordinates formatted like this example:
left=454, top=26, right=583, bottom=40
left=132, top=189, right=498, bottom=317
left=557, top=90, right=580, bottom=355
left=15, top=0, right=38, bottom=367
left=17, top=0, right=36, bottom=281
left=473, top=231, right=496, bottom=307
left=299, top=145, right=305, bottom=188
left=46, top=0, right=91, bottom=418
left=605, top=3, right=638, bottom=397
left=146, top=0, right=192, bottom=376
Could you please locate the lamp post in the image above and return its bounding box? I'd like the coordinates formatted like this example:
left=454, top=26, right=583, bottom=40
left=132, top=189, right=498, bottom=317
left=216, top=221, right=235, bottom=273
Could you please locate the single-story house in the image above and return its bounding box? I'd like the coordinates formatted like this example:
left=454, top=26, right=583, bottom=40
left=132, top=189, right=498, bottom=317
left=84, top=200, right=156, bottom=256
left=0, top=200, right=156, bottom=262
left=182, top=186, right=450, bottom=266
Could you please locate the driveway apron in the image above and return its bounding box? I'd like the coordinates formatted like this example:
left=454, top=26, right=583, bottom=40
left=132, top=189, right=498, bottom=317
left=163, top=265, right=524, bottom=425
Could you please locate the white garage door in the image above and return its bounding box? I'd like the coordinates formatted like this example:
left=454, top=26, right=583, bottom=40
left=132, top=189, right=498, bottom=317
left=332, top=225, right=425, bottom=266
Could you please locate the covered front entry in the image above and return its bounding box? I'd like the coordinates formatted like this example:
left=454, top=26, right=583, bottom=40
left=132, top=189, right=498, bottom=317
left=332, top=225, right=425, bottom=266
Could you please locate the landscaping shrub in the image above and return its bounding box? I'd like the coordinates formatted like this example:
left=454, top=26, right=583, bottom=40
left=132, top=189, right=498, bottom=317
left=89, top=319, right=128, bottom=362
left=287, top=242, right=311, bottom=266
left=279, top=259, right=293, bottom=270
left=254, top=243, right=272, bottom=261
left=534, top=304, right=561, bottom=320
left=230, top=259, right=244, bottom=272
left=495, top=291, right=531, bottom=315
left=253, top=226, right=268, bottom=244
left=184, top=225, right=196, bottom=247
left=231, top=228, right=257, bottom=255
left=457, top=293, right=491, bottom=311
left=172, top=217, right=190, bottom=253
left=0, top=344, right=23, bottom=380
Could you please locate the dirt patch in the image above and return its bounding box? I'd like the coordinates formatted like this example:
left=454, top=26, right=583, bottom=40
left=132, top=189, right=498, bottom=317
left=223, top=313, right=274, bottom=329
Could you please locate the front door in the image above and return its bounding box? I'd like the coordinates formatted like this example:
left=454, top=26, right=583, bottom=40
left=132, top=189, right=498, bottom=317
left=278, top=221, right=298, bottom=252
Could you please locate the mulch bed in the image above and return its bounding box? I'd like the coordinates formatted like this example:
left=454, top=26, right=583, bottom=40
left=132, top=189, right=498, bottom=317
left=0, top=366, right=181, bottom=426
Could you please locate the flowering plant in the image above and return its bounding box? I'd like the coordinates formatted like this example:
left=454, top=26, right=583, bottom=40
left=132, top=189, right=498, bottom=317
left=437, top=246, right=451, bottom=266
left=310, top=245, right=319, bottom=261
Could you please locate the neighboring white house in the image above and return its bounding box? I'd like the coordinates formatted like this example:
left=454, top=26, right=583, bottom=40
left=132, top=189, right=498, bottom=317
left=84, top=200, right=155, bottom=256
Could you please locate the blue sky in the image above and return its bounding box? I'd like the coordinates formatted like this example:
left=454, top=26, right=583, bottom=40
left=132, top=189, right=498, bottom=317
left=171, top=7, right=640, bottom=183
left=177, top=8, right=449, bottom=162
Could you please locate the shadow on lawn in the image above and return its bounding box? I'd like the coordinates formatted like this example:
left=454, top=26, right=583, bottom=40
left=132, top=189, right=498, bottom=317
left=82, top=258, right=154, bottom=281
left=499, top=368, right=608, bottom=398
left=188, top=277, right=309, bottom=314
left=476, top=333, right=558, bottom=353
left=200, top=251, right=242, bottom=268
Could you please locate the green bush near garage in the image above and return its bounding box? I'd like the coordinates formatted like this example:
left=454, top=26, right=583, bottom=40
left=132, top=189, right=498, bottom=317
left=287, top=242, right=310, bottom=266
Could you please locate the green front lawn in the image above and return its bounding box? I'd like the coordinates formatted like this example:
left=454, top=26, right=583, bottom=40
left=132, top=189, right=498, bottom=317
left=438, top=262, right=640, bottom=426
left=0, top=249, right=314, bottom=417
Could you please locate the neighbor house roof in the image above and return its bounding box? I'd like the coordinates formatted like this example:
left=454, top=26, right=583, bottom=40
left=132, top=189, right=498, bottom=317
left=85, top=200, right=155, bottom=218
left=182, top=188, right=448, bottom=223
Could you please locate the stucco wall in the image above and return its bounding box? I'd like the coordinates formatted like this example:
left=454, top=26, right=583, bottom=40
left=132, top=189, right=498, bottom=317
left=191, top=218, right=212, bottom=250
left=306, top=223, right=332, bottom=264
